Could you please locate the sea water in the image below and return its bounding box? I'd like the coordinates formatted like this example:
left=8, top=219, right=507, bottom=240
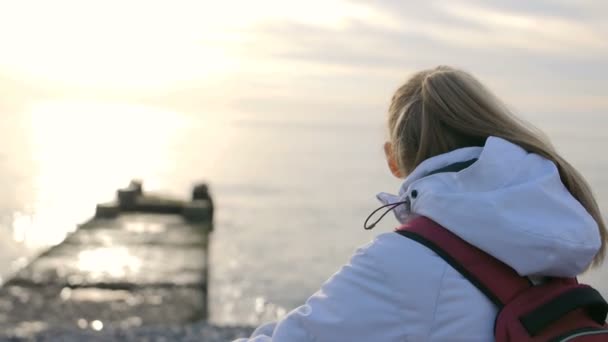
left=1, top=103, right=606, bottom=325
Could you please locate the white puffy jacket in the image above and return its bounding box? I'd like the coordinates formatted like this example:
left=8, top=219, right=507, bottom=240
left=235, top=137, right=601, bottom=342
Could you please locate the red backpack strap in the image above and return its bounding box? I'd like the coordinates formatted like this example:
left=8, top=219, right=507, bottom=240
left=396, top=216, right=532, bottom=307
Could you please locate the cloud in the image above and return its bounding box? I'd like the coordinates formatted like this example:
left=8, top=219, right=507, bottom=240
left=224, top=0, right=608, bottom=115
left=433, top=2, right=606, bottom=53
left=0, top=0, right=606, bottom=116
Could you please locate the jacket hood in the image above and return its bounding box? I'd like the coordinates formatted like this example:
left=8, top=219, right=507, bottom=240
left=377, top=136, right=601, bottom=277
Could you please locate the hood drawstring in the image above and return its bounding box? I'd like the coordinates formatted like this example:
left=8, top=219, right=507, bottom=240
left=365, top=158, right=478, bottom=231
left=364, top=198, right=410, bottom=230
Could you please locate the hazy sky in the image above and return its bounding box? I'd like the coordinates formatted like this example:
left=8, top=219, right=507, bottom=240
left=0, top=0, right=607, bottom=117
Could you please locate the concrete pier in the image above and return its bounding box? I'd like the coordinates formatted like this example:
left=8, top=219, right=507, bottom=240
left=0, top=182, right=251, bottom=340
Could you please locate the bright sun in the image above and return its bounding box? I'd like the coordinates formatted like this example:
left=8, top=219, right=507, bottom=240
left=0, top=1, right=242, bottom=90
left=0, top=0, right=386, bottom=92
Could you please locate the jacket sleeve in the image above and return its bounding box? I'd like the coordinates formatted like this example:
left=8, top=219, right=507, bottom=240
left=233, top=238, right=411, bottom=342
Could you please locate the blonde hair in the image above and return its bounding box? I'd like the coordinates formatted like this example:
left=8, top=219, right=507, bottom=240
left=388, top=66, right=606, bottom=267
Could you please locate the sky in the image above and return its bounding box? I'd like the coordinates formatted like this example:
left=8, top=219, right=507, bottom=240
left=0, top=0, right=607, bottom=118
left=1, top=0, right=607, bottom=314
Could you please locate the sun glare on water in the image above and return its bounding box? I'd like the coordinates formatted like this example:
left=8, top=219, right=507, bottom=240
left=10, top=101, right=189, bottom=249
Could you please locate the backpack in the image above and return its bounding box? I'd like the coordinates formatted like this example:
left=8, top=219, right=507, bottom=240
left=396, top=216, right=608, bottom=341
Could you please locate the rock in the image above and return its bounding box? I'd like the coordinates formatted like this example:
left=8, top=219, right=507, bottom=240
left=0, top=321, right=254, bottom=341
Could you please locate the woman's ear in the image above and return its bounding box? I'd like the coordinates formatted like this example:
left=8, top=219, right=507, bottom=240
left=384, top=142, right=404, bottom=178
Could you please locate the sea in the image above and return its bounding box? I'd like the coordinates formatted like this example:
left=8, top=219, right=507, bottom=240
left=1, top=101, right=607, bottom=326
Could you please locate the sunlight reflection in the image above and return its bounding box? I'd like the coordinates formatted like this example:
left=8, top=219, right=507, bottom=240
left=11, top=101, right=189, bottom=250
left=11, top=213, right=29, bottom=243
left=77, top=247, right=141, bottom=279
left=28, top=102, right=186, bottom=193
left=124, top=222, right=166, bottom=234
left=12, top=209, right=77, bottom=248
left=90, top=320, right=104, bottom=331
left=61, top=288, right=134, bottom=303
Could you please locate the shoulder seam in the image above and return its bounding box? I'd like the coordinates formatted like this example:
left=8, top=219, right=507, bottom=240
left=374, top=233, right=451, bottom=340
left=362, top=236, right=411, bottom=339
left=428, top=262, right=449, bottom=340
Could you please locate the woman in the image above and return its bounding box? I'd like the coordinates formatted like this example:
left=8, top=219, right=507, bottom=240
left=235, top=66, right=606, bottom=341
